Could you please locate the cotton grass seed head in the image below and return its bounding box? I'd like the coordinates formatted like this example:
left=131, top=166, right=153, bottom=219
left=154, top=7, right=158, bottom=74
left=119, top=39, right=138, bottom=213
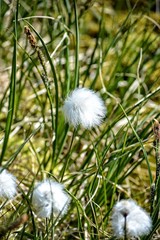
left=0, top=168, right=17, bottom=199
left=111, top=199, right=152, bottom=238
left=63, top=87, right=106, bottom=129
left=32, top=179, right=71, bottom=218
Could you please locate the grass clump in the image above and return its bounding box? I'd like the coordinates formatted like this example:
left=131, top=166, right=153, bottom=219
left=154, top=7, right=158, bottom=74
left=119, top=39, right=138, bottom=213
left=0, top=0, right=160, bottom=239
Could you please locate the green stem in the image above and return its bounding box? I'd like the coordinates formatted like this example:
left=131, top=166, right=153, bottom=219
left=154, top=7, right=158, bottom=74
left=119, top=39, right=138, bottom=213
left=0, top=0, right=19, bottom=164
left=73, top=0, right=79, bottom=88
left=60, top=128, right=77, bottom=181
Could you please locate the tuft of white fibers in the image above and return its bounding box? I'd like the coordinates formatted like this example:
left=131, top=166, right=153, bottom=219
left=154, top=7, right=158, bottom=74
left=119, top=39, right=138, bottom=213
left=0, top=168, right=17, bottom=199
left=63, top=87, right=106, bottom=129
left=111, top=199, right=152, bottom=238
left=32, top=179, right=71, bottom=218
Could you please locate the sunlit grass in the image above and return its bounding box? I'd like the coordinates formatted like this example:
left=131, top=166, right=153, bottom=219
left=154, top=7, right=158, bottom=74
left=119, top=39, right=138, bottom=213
left=0, top=0, right=160, bottom=239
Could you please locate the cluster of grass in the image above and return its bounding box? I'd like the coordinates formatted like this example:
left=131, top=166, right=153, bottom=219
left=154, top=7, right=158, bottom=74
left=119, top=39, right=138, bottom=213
left=0, top=0, right=160, bottom=239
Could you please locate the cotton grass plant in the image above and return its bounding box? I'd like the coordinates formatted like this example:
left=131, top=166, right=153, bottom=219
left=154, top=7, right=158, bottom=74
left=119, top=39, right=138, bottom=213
left=32, top=179, right=70, bottom=218
left=111, top=199, right=152, bottom=239
left=0, top=0, right=160, bottom=239
left=63, top=87, right=106, bottom=128
left=0, top=168, right=17, bottom=199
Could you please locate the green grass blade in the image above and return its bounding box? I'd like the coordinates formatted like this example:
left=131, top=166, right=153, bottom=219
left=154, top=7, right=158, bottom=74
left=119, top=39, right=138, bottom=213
left=0, top=1, right=18, bottom=164
left=73, top=0, right=79, bottom=88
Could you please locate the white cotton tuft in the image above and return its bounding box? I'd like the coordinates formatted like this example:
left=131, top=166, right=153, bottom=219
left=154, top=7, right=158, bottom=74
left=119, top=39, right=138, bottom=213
left=111, top=199, right=152, bottom=238
left=63, top=87, right=106, bottom=129
left=32, top=179, right=71, bottom=218
left=0, top=168, right=17, bottom=199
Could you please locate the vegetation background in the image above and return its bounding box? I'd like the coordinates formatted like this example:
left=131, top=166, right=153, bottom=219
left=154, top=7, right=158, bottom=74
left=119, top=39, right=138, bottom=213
left=0, top=0, right=160, bottom=239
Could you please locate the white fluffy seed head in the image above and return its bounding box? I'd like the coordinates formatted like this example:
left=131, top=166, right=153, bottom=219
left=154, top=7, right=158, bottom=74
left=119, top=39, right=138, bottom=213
left=0, top=168, right=17, bottom=199
left=63, top=87, right=106, bottom=129
left=32, top=179, right=71, bottom=218
left=111, top=199, right=152, bottom=238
